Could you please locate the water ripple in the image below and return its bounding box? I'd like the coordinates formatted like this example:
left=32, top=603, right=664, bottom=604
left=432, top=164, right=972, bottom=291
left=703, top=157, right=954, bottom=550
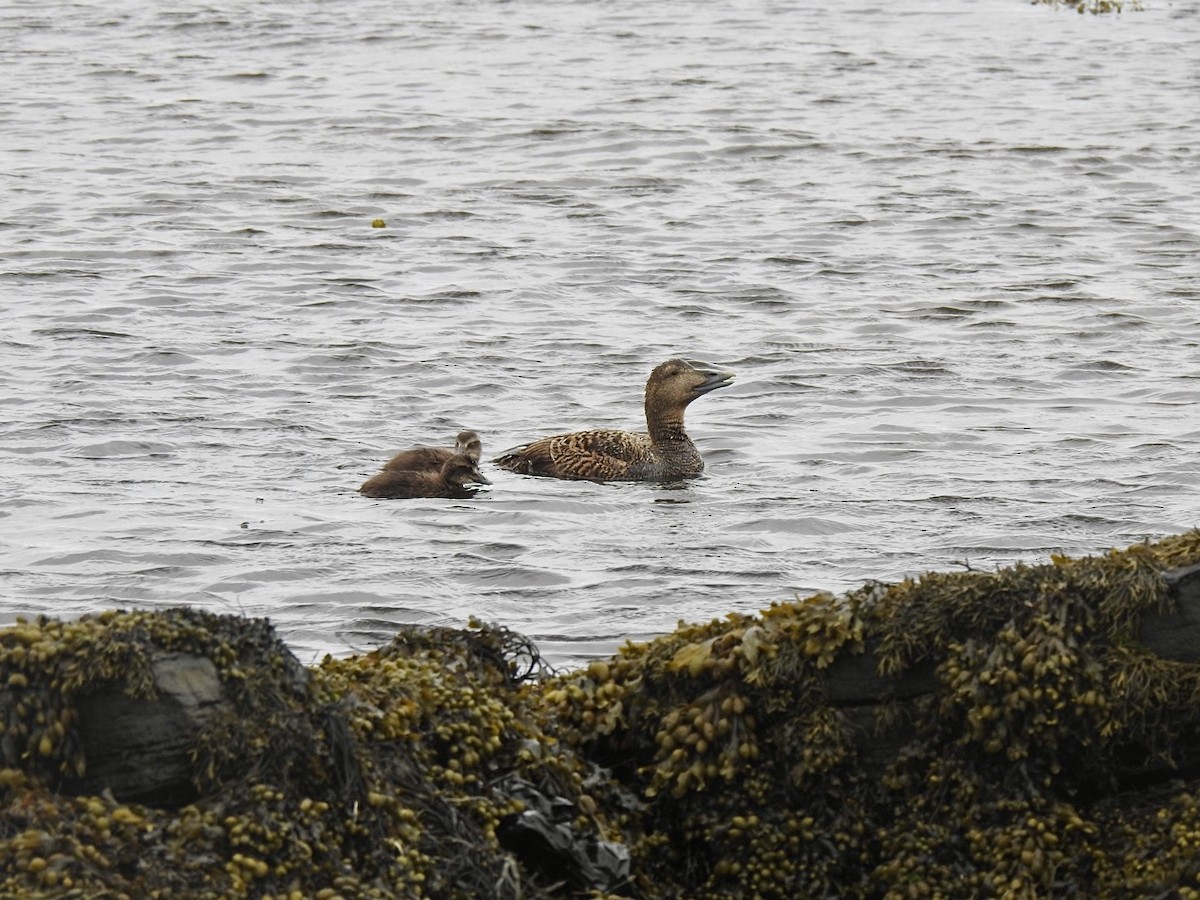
left=1, top=0, right=1197, bottom=666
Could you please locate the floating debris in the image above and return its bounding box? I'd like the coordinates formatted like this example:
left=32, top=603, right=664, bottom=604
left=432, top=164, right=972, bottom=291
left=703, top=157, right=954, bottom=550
left=1031, top=0, right=1143, bottom=13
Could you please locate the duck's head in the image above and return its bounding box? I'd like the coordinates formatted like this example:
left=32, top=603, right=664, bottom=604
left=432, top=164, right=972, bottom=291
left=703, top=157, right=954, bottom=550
left=442, top=453, right=492, bottom=488
left=454, top=430, right=483, bottom=463
left=645, top=358, right=735, bottom=411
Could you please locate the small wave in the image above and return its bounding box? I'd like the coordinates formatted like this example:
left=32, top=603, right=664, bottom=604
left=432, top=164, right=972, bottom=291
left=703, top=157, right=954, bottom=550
left=67, top=440, right=177, bottom=459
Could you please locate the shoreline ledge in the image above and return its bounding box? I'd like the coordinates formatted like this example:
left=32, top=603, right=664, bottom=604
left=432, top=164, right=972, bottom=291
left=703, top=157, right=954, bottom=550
left=4, top=532, right=1200, bottom=897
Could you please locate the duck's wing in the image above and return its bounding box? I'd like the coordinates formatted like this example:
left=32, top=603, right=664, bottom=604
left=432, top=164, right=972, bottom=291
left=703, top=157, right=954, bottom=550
left=360, top=469, right=415, bottom=498
left=382, top=447, right=453, bottom=472
left=493, top=429, right=652, bottom=481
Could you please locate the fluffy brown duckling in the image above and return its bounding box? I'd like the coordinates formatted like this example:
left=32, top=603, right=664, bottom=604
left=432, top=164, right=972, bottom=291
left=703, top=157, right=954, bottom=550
left=359, top=452, right=491, bottom=499
left=382, top=430, right=482, bottom=472
left=493, top=358, right=734, bottom=482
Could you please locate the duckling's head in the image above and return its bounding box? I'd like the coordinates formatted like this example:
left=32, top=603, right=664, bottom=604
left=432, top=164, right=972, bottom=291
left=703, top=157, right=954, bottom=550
left=645, top=358, right=735, bottom=414
left=441, top=452, right=492, bottom=489
left=454, top=430, right=483, bottom=463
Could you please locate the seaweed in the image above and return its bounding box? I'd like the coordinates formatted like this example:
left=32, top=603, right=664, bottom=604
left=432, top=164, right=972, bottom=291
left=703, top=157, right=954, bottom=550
left=5, top=532, right=1200, bottom=896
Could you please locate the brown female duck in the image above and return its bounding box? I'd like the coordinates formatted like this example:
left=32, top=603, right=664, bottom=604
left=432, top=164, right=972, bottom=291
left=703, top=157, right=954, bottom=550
left=359, top=452, right=491, bottom=499
left=381, top=430, right=482, bottom=472
left=493, top=358, right=734, bottom=482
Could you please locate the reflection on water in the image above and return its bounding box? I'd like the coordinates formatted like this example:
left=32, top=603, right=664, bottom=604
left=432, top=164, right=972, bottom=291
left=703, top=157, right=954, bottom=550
left=1, top=0, right=1197, bottom=667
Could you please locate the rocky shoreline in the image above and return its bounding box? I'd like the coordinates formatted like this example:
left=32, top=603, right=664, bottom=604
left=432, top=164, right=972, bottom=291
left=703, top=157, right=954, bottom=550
left=4, top=532, right=1200, bottom=897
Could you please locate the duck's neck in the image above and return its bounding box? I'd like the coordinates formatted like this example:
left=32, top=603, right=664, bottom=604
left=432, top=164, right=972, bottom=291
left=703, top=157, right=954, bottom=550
left=646, top=404, right=693, bottom=448
left=644, top=404, right=702, bottom=477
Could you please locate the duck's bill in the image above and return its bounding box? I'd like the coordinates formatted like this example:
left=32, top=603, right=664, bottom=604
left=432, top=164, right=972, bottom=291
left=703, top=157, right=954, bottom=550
left=692, top=367, right=735, bottom=396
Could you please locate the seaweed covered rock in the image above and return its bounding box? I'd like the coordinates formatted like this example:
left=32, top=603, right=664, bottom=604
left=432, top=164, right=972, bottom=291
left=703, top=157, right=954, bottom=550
left=540, top=531, right=1200, bottom=897
left=0, top=607, right=308, bottom=806
left=7, top=533, right=1200, bottom=897
left=312, top=621, right=629, bottom=897
left=0, top=610, right=625, bottom=898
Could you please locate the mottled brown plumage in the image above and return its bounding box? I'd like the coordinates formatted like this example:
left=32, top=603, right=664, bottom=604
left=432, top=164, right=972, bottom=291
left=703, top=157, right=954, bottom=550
left=381, top=430, right=482, bottom=472
left=493, top=358, right=734, bottom=482
left=359, top=452, right=491, bottom=499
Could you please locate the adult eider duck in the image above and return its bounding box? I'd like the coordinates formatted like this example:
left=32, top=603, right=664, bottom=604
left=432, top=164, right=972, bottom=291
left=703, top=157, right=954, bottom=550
left=382, top=430, right=482, bottom=472
left=492, top=358, right=734, bottom=482
left=359, top=452, right=491, bottom=499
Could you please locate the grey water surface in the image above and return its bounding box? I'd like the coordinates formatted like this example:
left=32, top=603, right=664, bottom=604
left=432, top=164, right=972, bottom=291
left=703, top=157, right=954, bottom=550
left=2, top=0, right=1197, bottom=668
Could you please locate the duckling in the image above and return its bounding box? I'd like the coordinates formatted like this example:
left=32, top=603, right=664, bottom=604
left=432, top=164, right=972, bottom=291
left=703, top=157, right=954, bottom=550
left=382, top=430, right=482, bottom=472
left=359, top=452, right=491, bottom=499
left=493, top=358, right=734, bottom=482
